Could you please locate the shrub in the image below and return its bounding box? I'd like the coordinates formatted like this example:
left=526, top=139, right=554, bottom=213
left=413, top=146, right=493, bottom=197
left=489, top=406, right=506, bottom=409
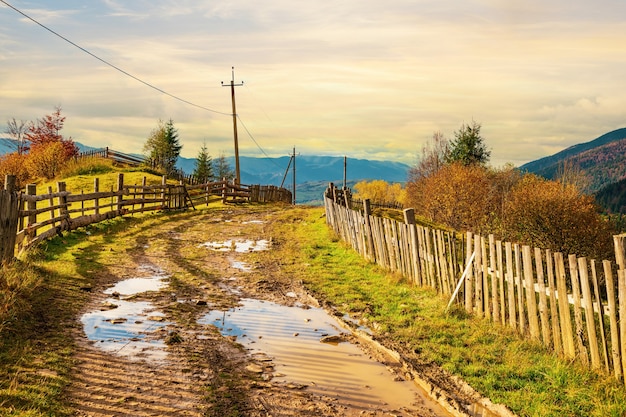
left=499, top=174, right=615, bottom=259
left=0, top=152, right=31, bottom=189
left=58, top=156, right=114, bottom=178
left=26, top=141, right=70, bottom=180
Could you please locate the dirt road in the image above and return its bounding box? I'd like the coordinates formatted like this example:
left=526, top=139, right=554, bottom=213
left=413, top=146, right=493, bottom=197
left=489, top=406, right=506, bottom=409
left=65, top=207, right=507, bottom=417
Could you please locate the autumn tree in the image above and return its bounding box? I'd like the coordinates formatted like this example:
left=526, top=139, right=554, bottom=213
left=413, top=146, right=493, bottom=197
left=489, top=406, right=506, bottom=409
left=193, top=142, right=213, bottom=183
left=446, top=120, right=490, bottom=166
left=143, top=119, right=182, bottom=176
left=5, top=118, right=28, bottom=155
left=408, top=131, right=449, bottom=182
left=0, top=152, right=30, bottom=189
left=354, top=180, right=404, bottom=205
left=25, top=141, right=68, bottom=180
left=406, top=163, right=495, bottom=232
left=499, top=174, right=614, bottom=259
left=24, top=106, right=78, bottom=159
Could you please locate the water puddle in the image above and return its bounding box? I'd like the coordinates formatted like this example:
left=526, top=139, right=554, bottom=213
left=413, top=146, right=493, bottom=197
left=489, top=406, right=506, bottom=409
left=242, top=220, right=265, bottom=225
left=231, top=260, right=252, bottom=272
left=199, top=239, right=271, bottom=252
left=199, top=299, right=450, bottom=415
left=80, top=266, right=171, bottom=361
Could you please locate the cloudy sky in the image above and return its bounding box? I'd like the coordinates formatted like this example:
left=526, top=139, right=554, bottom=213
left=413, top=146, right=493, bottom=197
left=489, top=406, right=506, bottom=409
left=1, top=0, right=626, bottom=169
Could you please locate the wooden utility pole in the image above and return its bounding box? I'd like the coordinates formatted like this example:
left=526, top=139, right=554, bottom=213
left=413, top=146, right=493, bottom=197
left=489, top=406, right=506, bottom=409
left=292, top=147, right=296, bottom=205
left=343, top=156, right=347, bottom=189
left=222, top=67, right=243, bottom=184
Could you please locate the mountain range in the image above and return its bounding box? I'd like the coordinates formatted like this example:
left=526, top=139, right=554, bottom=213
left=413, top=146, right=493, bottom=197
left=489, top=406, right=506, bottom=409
left=519, top=127, right=626, bottom=213
left=0, top=137, right=410, bottom=204
left=4, top=126, right=626, bottom=209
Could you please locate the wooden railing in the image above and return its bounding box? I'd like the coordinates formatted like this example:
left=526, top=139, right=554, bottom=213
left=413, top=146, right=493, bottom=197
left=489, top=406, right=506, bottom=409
left=324, top=183, right=626, bottom=382
left=0, top=174, right=292, bottom=263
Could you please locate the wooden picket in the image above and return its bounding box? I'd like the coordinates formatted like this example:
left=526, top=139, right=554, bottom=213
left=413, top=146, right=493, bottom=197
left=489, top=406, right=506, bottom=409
left=324, top=184, right=626, bottom=380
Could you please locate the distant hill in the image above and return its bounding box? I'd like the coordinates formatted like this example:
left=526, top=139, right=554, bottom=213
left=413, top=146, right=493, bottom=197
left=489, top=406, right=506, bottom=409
left=178, top=155, right=410, bottom=204
left=0, top=138, right=98, bottom=154
left=519, top=128, right=626, bottom=213
left=519, top=128, right=626, bottom=194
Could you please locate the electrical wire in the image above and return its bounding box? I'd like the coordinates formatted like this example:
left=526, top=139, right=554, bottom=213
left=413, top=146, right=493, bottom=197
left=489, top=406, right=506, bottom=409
left=1, top=0, right=289, bottom=168
left=236, top=115, right=288, bottom=171
left=0, top=0, right=231, bottom=116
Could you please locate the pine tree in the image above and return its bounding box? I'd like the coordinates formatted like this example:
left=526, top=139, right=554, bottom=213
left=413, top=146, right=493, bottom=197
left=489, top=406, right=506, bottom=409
left=193, top=142, right=213, bottom=184
left=143, top=119, right=182, bottom=176
left=446, top=120, right=490, bottom=166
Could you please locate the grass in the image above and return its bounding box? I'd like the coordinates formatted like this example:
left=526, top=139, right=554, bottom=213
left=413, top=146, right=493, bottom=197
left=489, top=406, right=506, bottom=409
left=3, top=196, right=626, bottom=416
left=265, top=206, right=626, bottom=417
left=0, top=209, right=171, bottom=416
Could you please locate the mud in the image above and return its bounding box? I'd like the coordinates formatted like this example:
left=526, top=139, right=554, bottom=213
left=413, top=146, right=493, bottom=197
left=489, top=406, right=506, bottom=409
left=66, top=207, right=514, bottom=417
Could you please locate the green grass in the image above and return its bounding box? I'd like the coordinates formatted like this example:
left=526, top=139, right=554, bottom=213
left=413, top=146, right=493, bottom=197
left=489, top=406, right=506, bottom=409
left=0, top=209, right=173, bottom=416
left=266, top=206, right=626, bottom=417
left=3, top=197, right=626, bottom=416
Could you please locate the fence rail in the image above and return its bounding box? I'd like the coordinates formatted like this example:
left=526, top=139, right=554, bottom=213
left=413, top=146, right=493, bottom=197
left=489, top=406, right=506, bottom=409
left=0, top=174, right=291, bottom=263
left=324, top=183, right=626, bottom=381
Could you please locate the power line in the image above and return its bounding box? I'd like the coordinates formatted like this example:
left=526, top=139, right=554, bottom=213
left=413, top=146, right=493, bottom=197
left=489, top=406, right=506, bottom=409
left=1, top=0, right=288, bottom=167
left=0, top=0, right=231, bottom=116
left=236, top=115, right=287, bottom=170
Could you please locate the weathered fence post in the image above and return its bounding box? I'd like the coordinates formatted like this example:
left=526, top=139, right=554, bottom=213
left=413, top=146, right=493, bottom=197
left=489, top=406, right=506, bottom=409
left=0, top=175, right=19, bottom=264
left=117, top=173, right=125, bottom=212
left=57, top=182, right=70, bottom=232
left=364, top=199, right=376, bottom=262
left=465, top=231, right=474, bottom=313
left=94, top=178, right=100, bottom=215
left=615, top=234, right=626, bottom=270
left=26, top=184, right=37, bottom=239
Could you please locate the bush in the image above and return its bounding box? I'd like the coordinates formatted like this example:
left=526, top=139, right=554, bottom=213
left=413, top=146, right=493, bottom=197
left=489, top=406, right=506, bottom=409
left=0, top=152, right=31, bottom=189
left=58, top=156, right=114, bottom=178
left=405, top=163, right=495, bottom=232
left=499, top=174, right=615, bottom=259
left=26, top=141, right=70, bottom=180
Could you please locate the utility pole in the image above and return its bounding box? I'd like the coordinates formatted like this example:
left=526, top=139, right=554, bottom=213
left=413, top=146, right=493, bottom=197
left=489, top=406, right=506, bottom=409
left=280, top=147, right=298, bottom=205
left=222, top=67, right=243, bottom=184
left=292, top=146, right=296, bottom=205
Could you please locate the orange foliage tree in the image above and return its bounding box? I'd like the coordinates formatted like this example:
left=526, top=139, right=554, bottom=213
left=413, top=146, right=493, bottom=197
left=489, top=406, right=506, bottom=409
left=353, top=180, right=405, bottom=206
left=499, top=174, right=614, bottom=259
left=405, top=163, right=495, bottom=232
left=24, top=106, right=78, bottom=160
left=25, top=141, right=69, bottom=180
left=0, top=153, right=30, bottom=189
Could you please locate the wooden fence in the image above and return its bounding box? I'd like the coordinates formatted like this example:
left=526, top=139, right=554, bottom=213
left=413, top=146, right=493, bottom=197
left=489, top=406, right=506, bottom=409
left=0, top=174, right=291, bottom=264
left=324, top=183, right=626, bottom=381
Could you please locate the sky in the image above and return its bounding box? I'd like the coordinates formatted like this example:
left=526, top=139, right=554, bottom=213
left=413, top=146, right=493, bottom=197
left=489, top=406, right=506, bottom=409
left=1, top=0, right=626, bottom=170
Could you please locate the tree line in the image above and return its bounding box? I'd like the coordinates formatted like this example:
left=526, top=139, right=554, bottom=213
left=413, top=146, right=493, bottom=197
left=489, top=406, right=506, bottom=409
left=1, top=107, right=234, bottom=189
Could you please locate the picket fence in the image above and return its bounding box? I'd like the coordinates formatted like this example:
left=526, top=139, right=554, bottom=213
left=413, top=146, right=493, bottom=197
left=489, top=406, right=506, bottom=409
left=0, top=174, right=291, bottom=262
left=324, top=184, right=626, bottom=381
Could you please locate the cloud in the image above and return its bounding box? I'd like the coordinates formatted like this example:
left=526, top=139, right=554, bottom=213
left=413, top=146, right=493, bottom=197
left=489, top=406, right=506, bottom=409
left=1, top=0, right=626, bottom=170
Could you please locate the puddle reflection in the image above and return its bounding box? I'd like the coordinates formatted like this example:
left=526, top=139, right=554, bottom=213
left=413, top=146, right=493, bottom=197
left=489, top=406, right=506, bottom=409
left=199, top=299, right=447, bottom=414
left=81, top=267, right=171, bottom=361
left=199, top=239, right=271, bottom=252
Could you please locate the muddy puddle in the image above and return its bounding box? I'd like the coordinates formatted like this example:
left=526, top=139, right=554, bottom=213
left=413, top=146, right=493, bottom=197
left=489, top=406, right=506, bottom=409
left=199, top=239, right=271, bottom=252
left=199, top=299, right=452, bottom=416
left=80, top=266, right=171, bottom=361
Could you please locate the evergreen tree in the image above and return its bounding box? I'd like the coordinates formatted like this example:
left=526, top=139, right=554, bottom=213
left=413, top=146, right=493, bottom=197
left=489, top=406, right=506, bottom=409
left=214, top=152, right=234, bottom=181
left=446, top=120, right=490, bottom=166
left=193, top=142, right=213, bottom=183
left=143, top=119, right=182, bottom=176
